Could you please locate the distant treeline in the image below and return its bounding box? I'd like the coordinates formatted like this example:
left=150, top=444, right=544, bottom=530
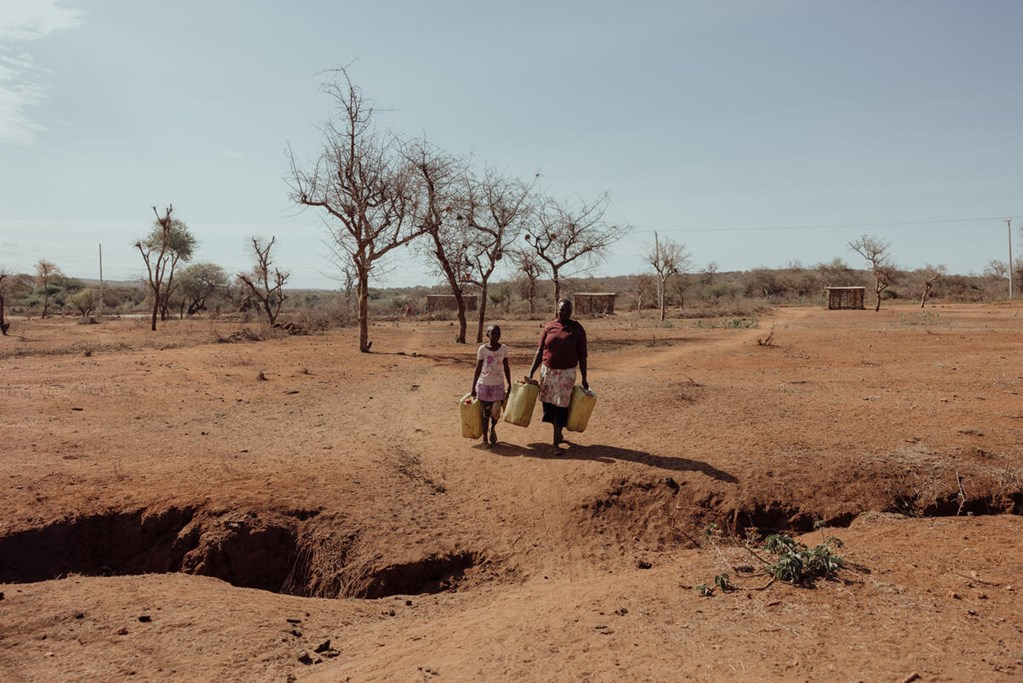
left=1, top=261, right=1008, bottom=327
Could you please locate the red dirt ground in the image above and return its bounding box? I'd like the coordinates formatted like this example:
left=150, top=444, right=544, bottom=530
left=1, top=303, right=1021, bottom=682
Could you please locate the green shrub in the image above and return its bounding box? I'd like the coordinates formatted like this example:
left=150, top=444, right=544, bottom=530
left=763, top=533, right=843, bottom=584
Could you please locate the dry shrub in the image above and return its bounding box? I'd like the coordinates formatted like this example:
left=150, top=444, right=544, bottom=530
left=289, top=306, right=354, bottom=332
left=283, top=530, right=373, bottom=598
left=215, top=327, right=266, bottom=344
left=671, top=299, right=774, bottom=320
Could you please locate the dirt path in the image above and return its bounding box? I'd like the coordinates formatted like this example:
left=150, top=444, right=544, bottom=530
left=1, top=304, right=1021, bottom=681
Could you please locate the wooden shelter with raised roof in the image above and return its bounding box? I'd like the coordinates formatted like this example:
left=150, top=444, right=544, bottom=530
left=824, top=286, right=865, bottom=310
left=573, top=292, right=617, bottom=316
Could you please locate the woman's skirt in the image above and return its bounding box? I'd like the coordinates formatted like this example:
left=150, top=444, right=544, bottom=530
left=539, top=365, right=575, bottom=427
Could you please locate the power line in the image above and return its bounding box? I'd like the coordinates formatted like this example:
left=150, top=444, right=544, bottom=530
left=631, top=216, right=1015, bottom=234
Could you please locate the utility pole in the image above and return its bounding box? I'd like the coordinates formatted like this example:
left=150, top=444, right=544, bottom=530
left=654, top=231, right=661, bottom=319
left=1007, top=219, right=1014, bottom=300
left=98, top=243, right=104, bottom=318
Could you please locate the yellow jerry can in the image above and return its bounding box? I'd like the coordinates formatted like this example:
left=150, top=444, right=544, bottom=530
left=565, top=385, right=597, bottom=433
left=460, top=393, right=484, bottom=439
left=503, top=380, right=539, bottom=427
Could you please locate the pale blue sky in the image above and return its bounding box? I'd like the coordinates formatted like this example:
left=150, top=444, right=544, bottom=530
left=1, top=1, right=1021, bottom=289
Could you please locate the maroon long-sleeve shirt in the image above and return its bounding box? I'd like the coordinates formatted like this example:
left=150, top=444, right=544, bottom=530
left=538, top=319, right=587, bottom=370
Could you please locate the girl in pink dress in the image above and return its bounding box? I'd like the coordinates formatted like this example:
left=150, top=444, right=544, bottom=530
left=471, top=325, right=512, bottom=446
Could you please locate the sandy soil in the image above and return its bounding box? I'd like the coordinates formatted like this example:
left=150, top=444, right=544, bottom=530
left=1, top=303, right=1021, bottom=682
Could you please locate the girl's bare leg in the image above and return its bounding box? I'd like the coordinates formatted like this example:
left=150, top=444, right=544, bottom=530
left=482, top=403, right=492, bottom=446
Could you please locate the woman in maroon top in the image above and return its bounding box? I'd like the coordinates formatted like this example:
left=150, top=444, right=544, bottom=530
left=528, top=298, right=589, bottom=452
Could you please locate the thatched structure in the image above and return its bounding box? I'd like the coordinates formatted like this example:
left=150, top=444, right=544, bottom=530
left=825, top=287, right=865, bottom=310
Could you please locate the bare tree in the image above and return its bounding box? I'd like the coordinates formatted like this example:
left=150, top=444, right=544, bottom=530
left=633, top=274, right=656, bottom=313
left=849, top=235, right=896, bottom=312
left=918, top=264, right=946, bottom=308
left=405, top=141, right=472, bottom=343
left=461, top=168, right=535, bottom=342
left=238, top=236, right=289, bottom=326
left=34, top=260, right=62, bottom=318
left=135, top=205, right=197, bottom=331
left=509, top=247, right=543, bottom=317
left=288, top=68, right=424, bottom=352
left=984, top=259, right=1009, bottom=280
left=699, top=261, right=719, bottom=285
left=646, top=232, right=691, bottom=320
left=525, top=192, right=629, bottom=310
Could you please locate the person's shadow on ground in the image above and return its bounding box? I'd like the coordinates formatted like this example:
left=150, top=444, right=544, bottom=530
left=480, top=440, right=738, bottom=483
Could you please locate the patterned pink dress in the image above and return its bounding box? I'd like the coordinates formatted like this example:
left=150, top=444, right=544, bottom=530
left=475, top=343, right=508, bottom=403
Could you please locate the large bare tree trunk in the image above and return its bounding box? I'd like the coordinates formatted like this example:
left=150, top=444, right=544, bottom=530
left=150, top=294, right=159, bottom=331
left=659, top=275, right=667, bottom=321
left=430, top=235, right=468, bottom=343
left=435, top=246, right=468, bottom=343
left=475, top=287, right=488, bottom=344
left=455, top=295, right=467, bottom=344
left=358, top=275, right=371, bottom=353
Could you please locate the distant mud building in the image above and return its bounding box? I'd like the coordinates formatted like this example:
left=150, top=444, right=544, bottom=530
left=426, top=294, right=478, bottom=313
left=824, top=286, right=865, bottom=310
left=573, top=292, right=617, bottom=316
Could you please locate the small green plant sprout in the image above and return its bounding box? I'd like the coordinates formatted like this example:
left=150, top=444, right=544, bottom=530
left=763, top=533, right=844, bottom=585
left=695, top=582, right=714, bottom=597
left=702, top=522, right=720, bottom=542
left=763, top=533, right=798, bottom=554
left=714, top=573, right=735, bottom=593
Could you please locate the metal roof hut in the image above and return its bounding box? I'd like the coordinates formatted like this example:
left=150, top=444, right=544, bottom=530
left=426, top=294, right=477, bottom=313
left=824, top=286, right=865, bottom=310
left=573, top=292, right=617, bottom=316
